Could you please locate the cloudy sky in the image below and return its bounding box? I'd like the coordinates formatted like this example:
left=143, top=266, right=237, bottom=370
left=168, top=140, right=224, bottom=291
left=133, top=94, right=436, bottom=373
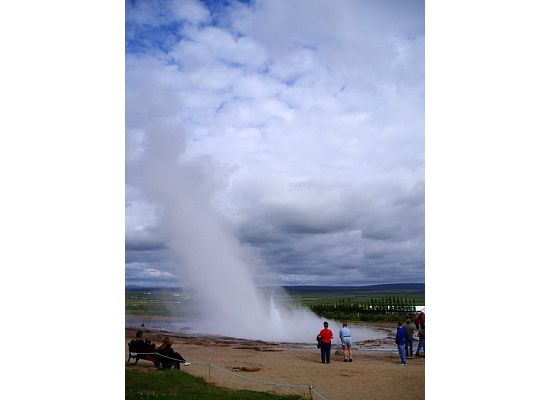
left=125, top=0, right=424, bottom=287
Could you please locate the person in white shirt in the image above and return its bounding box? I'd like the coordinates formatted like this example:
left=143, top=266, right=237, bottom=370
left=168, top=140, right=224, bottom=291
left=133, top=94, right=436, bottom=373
left=339, top=322, right=352, bottom=362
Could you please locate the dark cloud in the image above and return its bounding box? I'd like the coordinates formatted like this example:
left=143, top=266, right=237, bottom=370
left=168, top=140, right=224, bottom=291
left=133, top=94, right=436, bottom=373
left=125, top=248, right=168, bottom=264
left=125, top=238, right=166, bottom=251
left=234, top=180, right=424, bottom=285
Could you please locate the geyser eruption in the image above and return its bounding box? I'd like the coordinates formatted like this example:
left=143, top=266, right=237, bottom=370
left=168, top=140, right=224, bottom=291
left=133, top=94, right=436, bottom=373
left=130, top=123, right=381, bottom=343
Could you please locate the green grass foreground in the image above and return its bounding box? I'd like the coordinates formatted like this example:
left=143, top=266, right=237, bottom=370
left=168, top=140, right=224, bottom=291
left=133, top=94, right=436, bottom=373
left=126, top=368, right=304, bottom=400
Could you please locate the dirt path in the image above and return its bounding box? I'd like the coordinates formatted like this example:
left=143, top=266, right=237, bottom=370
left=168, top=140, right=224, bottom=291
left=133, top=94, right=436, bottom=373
left=126, top=329, right=424, bottom=400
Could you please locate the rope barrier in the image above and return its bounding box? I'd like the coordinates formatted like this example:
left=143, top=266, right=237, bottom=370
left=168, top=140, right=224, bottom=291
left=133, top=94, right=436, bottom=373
left=311, top=388, right=330, bottom=400
left=128, top=351, right=330, bottom=399
left=129, top=352, right=187, bottom=363
left=208, top=363, right=309, bottom=389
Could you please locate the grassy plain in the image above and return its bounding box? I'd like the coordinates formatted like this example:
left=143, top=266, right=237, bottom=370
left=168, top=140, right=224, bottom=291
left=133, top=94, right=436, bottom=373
left=125, top=284, right=425, bottom=322
left=126, top=368, right=303, bottom=400
left=285, top=287, right=424, bottom=306
left=125, top=290, right=172, bottom=316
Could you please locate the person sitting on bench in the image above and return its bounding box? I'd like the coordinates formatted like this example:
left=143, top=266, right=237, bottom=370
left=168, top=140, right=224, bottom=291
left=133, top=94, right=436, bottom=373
left=156, top=336, right=189, bottom=369
left=128, top=330, right=158, bottom=366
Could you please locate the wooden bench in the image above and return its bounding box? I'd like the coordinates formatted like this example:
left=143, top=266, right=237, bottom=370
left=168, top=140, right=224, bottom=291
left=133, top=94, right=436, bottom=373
left=127, top=340, right=157, bottom=366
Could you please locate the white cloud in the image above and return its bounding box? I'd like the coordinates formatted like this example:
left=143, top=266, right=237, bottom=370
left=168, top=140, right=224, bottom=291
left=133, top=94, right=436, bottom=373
left=126, top=0, right=424, bottom=285
left=143, top=268, right=174, bottom=278
left=170, top=0, right=211, bottom=25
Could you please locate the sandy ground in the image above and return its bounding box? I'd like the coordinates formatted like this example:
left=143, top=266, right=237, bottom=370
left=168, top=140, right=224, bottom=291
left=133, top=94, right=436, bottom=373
left=126, top=327, right=424, bottom=400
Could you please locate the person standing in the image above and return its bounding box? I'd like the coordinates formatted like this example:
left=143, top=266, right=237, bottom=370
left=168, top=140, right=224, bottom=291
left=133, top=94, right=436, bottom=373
left=404, top=318, right=415, bottom=358
left=395, top=321, right=407, bottom=365
left=339, top=322, right=353, bottom=362
left=415, top=325, right=425, bottom=357
left=318, top=321, right=333, bottom=364
left=414, top=312, right=420, bottom=330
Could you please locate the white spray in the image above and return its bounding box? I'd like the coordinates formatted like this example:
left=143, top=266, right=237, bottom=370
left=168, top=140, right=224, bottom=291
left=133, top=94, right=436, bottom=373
left=131, top=121, right=382, bottom=343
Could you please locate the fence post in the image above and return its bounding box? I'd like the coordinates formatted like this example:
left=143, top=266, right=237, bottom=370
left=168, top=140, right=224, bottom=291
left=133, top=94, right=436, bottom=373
left=208, top=364, right=211, bottom=383
left=309, top=385, right=313, bottom=399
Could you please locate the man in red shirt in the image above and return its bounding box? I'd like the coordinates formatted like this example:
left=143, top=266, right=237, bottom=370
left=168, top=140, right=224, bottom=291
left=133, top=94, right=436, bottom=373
left=317, top=321, right=334, bottom=364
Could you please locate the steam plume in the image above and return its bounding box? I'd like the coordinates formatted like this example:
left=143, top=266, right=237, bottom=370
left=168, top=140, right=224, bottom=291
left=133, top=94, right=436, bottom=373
left=129, top=120, right=381, bottom=342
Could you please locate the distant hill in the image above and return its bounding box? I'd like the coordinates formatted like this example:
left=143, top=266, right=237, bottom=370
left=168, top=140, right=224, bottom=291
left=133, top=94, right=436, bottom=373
left=126, top=283, right=425, bottom=293
left=282, top=283, right=424, bottom=294
left=125, top=285, right=181, bottom=291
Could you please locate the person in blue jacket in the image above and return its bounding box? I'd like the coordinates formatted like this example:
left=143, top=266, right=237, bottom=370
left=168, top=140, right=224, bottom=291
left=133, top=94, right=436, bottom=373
left=395, top=321, right=407, bottom=365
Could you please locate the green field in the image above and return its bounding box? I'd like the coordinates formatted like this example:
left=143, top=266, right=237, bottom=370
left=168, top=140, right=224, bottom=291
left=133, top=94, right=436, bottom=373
left=126, top=368, right=304, bottom=400
left=283, top=285, right=424, bottom=322
left=285, top=289, right=424, bottom=307
left=126, top=284, right=424, bottom=323
left=126, top=290, right=174, bottom=316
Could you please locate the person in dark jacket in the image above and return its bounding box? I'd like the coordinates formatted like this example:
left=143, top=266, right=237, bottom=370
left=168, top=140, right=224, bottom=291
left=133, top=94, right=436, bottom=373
left=415, top=325, right=425, bottom=357
left=395, top=321, right=407, bottom=365
left=404, top=318, right=415, bottom=358
left=128, top=330, right=158, bottom=366
left=156, top=336, right=190, bottom=370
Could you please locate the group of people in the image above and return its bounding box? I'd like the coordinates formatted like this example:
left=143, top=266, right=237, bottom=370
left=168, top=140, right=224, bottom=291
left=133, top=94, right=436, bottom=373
left=315, top=311, right=425, bottom=366
left=130, top=314, right=426, bottom=368
left=395, top=312, right=425, bottom=366
left=316, top=321, right=353, bottom=364
left=128, top=330, right=190, bottom=369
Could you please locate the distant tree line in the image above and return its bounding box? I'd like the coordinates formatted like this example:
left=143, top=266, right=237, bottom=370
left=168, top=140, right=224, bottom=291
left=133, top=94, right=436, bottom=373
left=309, top=296, right=418, bottom=322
